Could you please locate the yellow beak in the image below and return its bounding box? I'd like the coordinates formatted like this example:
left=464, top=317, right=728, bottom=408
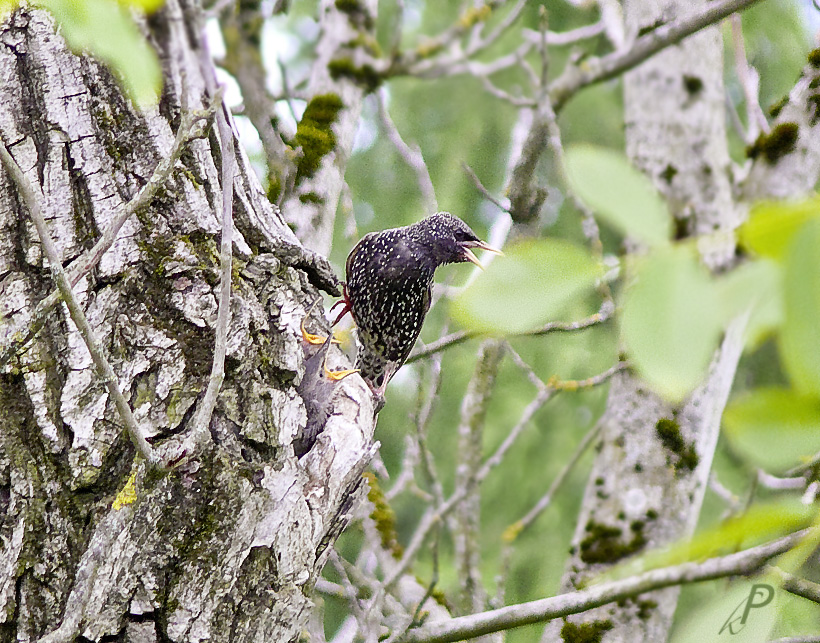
left=462, top=240, right=503, bottom=270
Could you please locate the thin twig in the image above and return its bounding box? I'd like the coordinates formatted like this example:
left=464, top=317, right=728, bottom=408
left=757, top=470, right=807, bottom=491
left=454, top=339, right=505, bottom=613
left=518, top=422, right=602, bottom=534
left=401, top=530, right=808, bottom=643
left=730, top=13, right=769, bottom=141
left=708, top=472, right=742, bottom=512
left=769, top=566, right=820, bottom=604
left=376, top=89, right=438, bottom=214
left=495, top=421, right=602, bottom=605
left=595, top=0, right=624, bottom=48
left=414, top=353, right=447, bottom=508
left=461, top=162, right=510, bottom=215
left=407, top=303, right=613, bottom=364
left=0, top=140, right=157, bottom=465
left=176, top=23, right=237, bottom=459
left=478, top=74, right=536, bottom=107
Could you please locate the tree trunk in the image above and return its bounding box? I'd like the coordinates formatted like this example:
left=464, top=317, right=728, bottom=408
left=543, top=1, right=741, bottom=640
left=0, top=2, right=375, bottom=642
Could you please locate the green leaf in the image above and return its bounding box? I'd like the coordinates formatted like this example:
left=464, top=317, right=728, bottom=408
left=724, top=387, right=820, bottom=471
left=565, top=144, right=670, bottom=248
left=620, top=246, right=721, bottom=402
left=451, top=239, right=602, bottom=335
left=40, top=0, right=162, bottom=106
left=715, top=259, right=783, bottom=347
left=780, top=218, right=820, bottom=396
left=117, top=0, right=164, bottom=10
left=739, top=197, right=820, bottom=261
left=0, top=0, right=17, bottom=19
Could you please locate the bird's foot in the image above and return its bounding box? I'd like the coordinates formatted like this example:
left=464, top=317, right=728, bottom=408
left=328, top=282, right=353, bottom=328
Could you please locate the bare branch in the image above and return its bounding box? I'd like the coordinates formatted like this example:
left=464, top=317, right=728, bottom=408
left=170, top=20, right=237, bottom=462
left=769, top=566, right=820, bottom=605
left=730, top=13, right=768, bottom=141
left=454, top=340, right=505, bottom=613
left=495, top=421, right=602, bottom=605
left=0, top=139, right=156, bottom=464
left=548, top=0, right=765, bottom=112
left=376, top=90, right=438, bottom=214
left=407, top=302, right=613, bottom=364
left=401, top=530, right=808, bottom=643
left=413, top=354, right=447, bottom=507
left=477, top=74, right=536, bottom=107
left=515, top=422, right=602, bottom=537
left=461, top=162, right=510, bottom=212
left=221, top=8, right=294, bottom=195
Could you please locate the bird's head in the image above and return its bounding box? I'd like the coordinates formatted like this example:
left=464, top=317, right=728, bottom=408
left=413, top=212, right=502, bottom=269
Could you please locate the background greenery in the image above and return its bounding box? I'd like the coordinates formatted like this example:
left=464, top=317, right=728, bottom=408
left=282, top=1, right=816, bottom=640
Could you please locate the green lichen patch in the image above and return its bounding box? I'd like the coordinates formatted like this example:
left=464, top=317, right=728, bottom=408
left=335, top=0, right=375, bottom=30
left=293, top=93, right=344, bottom=183
left=579, top=519, right=647, bottom=565
left=660, top=164, right=678, bottom=184
left=768, top=95, right=789, bottom=118
left=682, top=75, right=703, bottom=95
left=459, top=4, right=492, bottom=28
left=560, top=618, right=614, bottom=643
left=746, top=122, right=799, bottom=163
left=808, top=94, right=820, bottom=126
left=345, top=34, right=383, bottom=58
left=637, top=598, right=658, bottom=620
left=299, top=191, right=324, bottom=205
left=415, top=39, right=444, bottom=59
left=328, top=58, right=382, bottom=93
left=656, top=418, right=699, bottom=473
left=637, top=18, right=666, bottom=37
left=673, top=215, right=689, bottom=240
left=363, top=471, right=403, bottom=559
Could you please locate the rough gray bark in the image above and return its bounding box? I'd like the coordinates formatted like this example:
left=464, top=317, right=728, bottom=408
left=0, top=3, right=375, bottom=642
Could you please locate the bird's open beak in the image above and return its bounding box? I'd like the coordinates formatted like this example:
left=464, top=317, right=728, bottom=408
left=460, top=240, right=503, bottom=270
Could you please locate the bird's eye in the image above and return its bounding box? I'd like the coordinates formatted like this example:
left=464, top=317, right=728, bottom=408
left=453, top=229, right=474, bottom=242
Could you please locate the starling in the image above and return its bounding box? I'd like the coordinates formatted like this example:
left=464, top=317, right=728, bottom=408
left=333, top=212, right=500, bottom=395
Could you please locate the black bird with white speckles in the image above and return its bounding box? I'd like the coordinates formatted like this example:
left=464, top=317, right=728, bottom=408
left=333, top=212, right=500, bottom=396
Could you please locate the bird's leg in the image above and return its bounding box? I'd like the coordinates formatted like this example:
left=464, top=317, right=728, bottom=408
left=328, top=282, right=352, bottom=327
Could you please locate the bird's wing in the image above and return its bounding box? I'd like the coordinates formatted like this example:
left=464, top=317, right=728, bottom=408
left=345, top=233, right=372, bottom=279
left=382, top=236, right=420, bottom=281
